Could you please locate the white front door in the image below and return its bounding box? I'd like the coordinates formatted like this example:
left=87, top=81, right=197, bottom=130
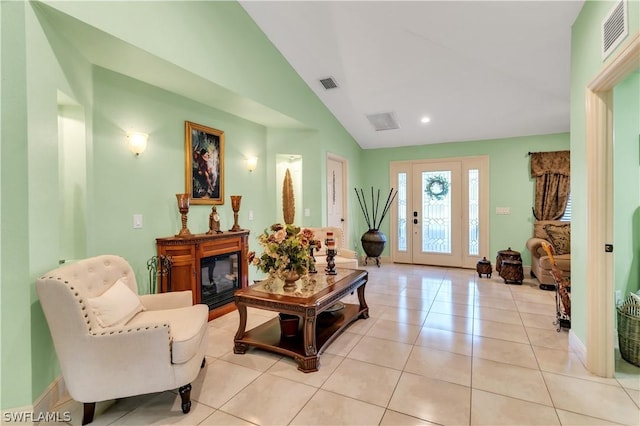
left=390, top=156, right=488, bottom=268
left=412, top=161, right=463, bottom=266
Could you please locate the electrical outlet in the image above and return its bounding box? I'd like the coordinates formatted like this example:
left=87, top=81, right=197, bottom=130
left=248, top=210, right=254, bottom=221
left=616, top=290, right=622, bottom=305
left=496, top=207, right=510, bottom=215
left=304, top=208, right=311, bottom=217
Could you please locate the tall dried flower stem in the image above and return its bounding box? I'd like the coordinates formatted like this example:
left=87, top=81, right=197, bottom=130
left=283, top=168, right=295, bottom=225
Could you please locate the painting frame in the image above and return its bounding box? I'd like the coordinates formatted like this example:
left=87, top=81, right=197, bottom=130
left=185, top=121, right=224, bottom=205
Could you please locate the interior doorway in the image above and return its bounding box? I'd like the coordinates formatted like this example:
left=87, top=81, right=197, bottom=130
left=585, top=32, right=639, bottom=377
left=326, top=153, right=348, bottom=237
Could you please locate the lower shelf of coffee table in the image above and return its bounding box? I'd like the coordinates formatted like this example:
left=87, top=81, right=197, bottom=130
left=236, top=303, right=363, bottom=361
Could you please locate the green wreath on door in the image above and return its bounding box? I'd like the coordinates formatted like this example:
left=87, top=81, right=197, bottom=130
left=425, top=175, right=449, bottom=200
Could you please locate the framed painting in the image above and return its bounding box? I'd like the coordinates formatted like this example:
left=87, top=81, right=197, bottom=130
left=185, top=121, right=224, bottom=205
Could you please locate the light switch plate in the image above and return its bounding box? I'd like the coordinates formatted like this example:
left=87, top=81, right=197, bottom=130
left=133, top=214, right=143, bottom=229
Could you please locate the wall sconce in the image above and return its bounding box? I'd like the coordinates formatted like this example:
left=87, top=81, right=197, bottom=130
left=126, top=132, right=148, bottom=156
left=246, top=156, right=258, bottom=172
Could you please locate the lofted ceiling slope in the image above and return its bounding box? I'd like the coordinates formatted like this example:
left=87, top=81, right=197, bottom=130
left=240, top=1, right=585, bottom=149
left=35, top=2, right=306, bottom=129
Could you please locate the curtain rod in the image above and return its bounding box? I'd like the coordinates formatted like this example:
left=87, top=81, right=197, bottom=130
left=528, top=150, right=569, bottom=156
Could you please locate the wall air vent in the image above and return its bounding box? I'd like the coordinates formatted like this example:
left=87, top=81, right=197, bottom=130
left=601, top=0, right=628, bottom=60
left=366, top=112, right=400, bottom=131
left=319, top=77, right=338, bottom=90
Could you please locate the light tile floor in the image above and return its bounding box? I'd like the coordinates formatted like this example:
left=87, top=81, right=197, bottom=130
left=49, top=264, right=640, bottom=425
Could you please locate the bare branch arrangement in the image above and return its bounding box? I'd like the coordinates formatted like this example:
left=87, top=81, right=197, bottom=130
left=354, top=187, right=398, bottom=231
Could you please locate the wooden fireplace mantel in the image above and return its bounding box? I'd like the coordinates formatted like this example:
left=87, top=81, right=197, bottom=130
left=156, top=230, right=249, bottom=321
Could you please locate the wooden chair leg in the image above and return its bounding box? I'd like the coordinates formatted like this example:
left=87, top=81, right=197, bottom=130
left=82, top=402, right=95, bottom=425
left=178, top=384, right=192, bottom=414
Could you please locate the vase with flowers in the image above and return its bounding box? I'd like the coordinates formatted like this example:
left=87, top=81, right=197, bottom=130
left=249, top=224, right=321, bottom=288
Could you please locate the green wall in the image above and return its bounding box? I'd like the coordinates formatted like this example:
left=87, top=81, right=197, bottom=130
left=5, top=0, right=636, bottom=411
left=613, top=72, right=640, bottom=300
left=571, top=0, right=640, bottom=344
left=361, top=134, right=570, bottom=264
left=1, top=0, right=33, bottom=410
left=90, top=66, right=272, bottom=282
left=0, top=0, right=363, bottom=410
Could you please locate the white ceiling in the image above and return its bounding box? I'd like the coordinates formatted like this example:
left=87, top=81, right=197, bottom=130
left=241, top=1, right=585, bottom=149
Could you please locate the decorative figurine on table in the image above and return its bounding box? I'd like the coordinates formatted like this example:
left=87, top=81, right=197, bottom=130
left=308, top=242, right=318, bottom=274
left=206, top=206, right=222, bottom=235
left=325, top=232, right=337, bottom=275
left=307, top=238, right=321, bottom=274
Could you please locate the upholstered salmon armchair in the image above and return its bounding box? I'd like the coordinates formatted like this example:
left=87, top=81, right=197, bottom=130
left=36, top=255, right=209, bottom=425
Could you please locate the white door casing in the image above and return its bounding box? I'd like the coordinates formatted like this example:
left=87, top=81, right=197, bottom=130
left=585, top=31, right=639, bottom=378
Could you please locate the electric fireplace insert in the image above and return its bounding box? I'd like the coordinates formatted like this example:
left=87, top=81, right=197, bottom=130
left=200, top=252, right=240, bottom=311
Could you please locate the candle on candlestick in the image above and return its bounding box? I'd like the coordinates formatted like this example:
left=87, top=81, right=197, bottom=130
left=326, top=232, right=336, bottom=250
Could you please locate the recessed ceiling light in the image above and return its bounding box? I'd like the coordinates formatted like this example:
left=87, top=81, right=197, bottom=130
left=420, top=116, right=431, bottom=124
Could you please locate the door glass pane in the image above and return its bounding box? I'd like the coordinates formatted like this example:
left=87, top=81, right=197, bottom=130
left=397, top=172, right=407, bottom=251
left=468, top=169, right=479, bottom=256
left=422, top=171, right=451, bottom=253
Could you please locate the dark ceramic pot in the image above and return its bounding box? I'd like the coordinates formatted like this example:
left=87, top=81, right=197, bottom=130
left=278, top=313, right=299, bottom=338
left=360, top=229, right=387, bottom=258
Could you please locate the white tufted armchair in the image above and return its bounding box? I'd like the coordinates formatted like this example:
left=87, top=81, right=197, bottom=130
left=36, top=255, right=209, bottom=425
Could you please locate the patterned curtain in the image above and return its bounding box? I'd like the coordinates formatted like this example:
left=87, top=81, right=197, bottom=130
left=530, top=151, right=570, bottom=220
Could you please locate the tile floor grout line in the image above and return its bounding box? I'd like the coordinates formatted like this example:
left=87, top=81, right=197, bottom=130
left=53, top=264, right=639, bottom=425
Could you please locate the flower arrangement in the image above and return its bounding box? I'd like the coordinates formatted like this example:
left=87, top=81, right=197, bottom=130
left=249, top=224, right=321, bottom=279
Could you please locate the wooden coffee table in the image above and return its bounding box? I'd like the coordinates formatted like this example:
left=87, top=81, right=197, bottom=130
left=233, top=269, right=369, bottom=372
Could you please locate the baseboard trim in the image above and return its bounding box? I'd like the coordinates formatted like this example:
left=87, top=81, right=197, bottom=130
left=0, top=376, right=71, bottom=424
left=1, top=375, right=70, bottom=422
left=359, top=258, right=529, bottom=273
left=569, top=330, right=587, bottom=367
left=33, top=375, right=70, bottom=414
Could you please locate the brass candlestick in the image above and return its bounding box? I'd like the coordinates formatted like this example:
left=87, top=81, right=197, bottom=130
left=308, top=243, right=317, bottom=274
left=325, top=232, right=337, bottom=274
left=175, top=193, right=192, bottom=237
left=325, top=249, right=337, bottom=275
left=230, top=195, right=242, bottom=231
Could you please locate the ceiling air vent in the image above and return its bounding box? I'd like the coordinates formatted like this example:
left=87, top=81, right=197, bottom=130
left=366, top=112, right=400, bottom=131
left=319, top=77, right=338, bottom=90
left=601, top=0, right=628, bottom=60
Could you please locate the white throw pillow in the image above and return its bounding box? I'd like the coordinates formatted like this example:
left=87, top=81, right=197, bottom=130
left=87, top=279, right=144, bottom=327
